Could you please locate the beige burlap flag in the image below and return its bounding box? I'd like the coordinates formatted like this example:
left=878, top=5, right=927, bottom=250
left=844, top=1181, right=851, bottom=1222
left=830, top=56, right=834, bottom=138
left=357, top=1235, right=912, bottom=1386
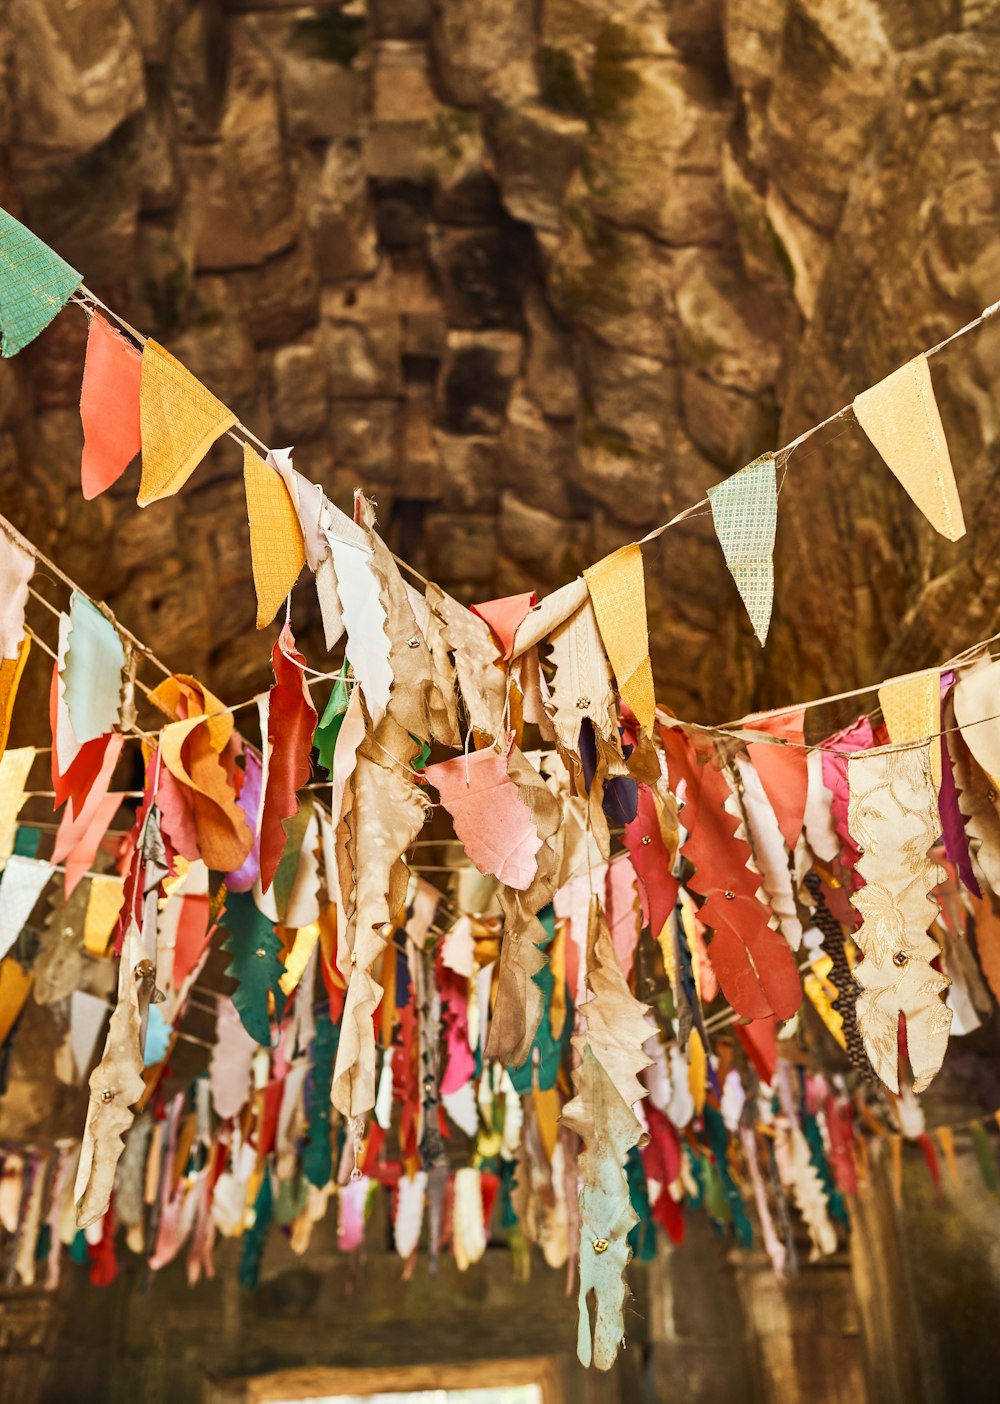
left=854, top=355, right=965, bottom=541
left=138, top=339, right=236, bottom=505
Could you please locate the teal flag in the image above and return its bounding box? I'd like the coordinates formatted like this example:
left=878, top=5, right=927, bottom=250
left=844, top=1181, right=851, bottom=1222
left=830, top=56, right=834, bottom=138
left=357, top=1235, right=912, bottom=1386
left=0, top=208, right=81, bottom=357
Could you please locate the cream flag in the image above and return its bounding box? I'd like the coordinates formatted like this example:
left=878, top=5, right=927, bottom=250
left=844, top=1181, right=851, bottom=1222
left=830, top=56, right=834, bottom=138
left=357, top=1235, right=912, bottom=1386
left=854, top=355, right=965, bottom=541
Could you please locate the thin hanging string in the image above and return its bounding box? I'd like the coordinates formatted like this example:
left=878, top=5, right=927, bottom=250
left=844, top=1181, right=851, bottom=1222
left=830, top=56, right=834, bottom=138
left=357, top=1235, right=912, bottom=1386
left=3, top=280, right=996, bottom=767
left=639, top=297, right=1000, bottom=547
left=64, top=276, right=1000, bottom=672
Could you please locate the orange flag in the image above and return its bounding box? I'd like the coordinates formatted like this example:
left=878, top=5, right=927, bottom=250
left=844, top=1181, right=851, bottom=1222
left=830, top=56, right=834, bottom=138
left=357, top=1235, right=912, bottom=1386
left=80, top=314, right=142, bottom=500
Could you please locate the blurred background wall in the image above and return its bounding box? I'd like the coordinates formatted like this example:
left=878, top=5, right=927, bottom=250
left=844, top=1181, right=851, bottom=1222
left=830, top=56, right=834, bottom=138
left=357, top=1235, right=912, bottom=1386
left=2, top=0, right=1000, bottom=726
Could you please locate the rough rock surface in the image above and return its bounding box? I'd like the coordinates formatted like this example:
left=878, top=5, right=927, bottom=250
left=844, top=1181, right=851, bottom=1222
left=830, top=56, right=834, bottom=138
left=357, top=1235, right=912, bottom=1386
left=1, top=0, right=999, bottom=731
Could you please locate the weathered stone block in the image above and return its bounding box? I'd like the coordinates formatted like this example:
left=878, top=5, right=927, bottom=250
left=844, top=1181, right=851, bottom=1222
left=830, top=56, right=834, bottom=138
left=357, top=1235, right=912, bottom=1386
left=329, top=398, right=404, bottom=481
left=371, top=41, right=437, bottom=123
left=434, top=432, right=500, bottom=512
left=272, top=340, right=329, bottom=441
left=322, top=311, right=403, bottom=397
left=306, top=141, right=380, bottom=283
left=226, top=239, right=321, bottom=348
left=438, top=330, right=522, bottom=434
left=576, top=420, right=669, bottom=527
left=484, top=102, right=587, bottom=234
left=9, top=0, right=145, bottom=156
left=430, top=226, right=535, bottom=331
left=431, top=0, right=537, bottom=106
left=187, top=31, right=299, bottom=271
left=424, top=512, right=498, bottom=582
left=498, top=385, right=578, bottom=517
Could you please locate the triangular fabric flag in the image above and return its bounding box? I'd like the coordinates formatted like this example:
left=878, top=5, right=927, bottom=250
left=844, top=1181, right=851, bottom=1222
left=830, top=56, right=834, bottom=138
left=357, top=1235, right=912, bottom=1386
left=83, top=875, right=126, bottom=956
left=79, top=313, right=142, bottom=500
left=742, top=707, right=809, bottom=850
left=243, top=443, right=306, bottom=628
left=0, top=958, right=33, bottom=1045
left=137, top=339, right=237, bottom=506
left=314, top=662, right=350, bottom=776
left=0, top=635, right=30, bottom=759
left=854, top=355, right=965, bottom=541
left=259, top=625, right=317, bottom=893
left=0, top=208, right=81, bottom=357
left=878, top=671, right=941, bottom=786
left=707, top=453, right=777, bottom=645
left=470, top=592, right=536, bottom=660
left=0, top=855, right=54, bottom=959
left=69, top=991, right=110, bottom=1083
left=0, top=746, right=34, bottom=862
left=583, top=542, right=655, bottom=732
left=0, top=529, right=33, bottom=659
left=61, top=593, right=126, bottom=744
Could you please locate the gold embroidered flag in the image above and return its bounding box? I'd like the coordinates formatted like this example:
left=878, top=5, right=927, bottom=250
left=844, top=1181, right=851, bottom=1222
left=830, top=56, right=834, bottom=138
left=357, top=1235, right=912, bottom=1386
left=708, top=453, right=777, bottom=646
left=243, top=444, right=306, bottom=628
left=878, top=670, right=941, bottom=786
left=583, top=542, right=655, bottom=733
left=137, top=339, right=236, bottom=506
left=854, top=355, right=965, bottom=541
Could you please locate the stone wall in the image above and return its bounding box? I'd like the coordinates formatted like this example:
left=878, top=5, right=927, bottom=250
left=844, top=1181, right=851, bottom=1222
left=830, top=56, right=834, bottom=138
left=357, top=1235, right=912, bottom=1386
left=2, top=0, right=999, bottom=725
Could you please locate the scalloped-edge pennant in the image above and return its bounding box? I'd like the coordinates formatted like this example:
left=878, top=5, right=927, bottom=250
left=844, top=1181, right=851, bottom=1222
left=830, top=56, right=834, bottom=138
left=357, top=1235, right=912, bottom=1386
left=0, top=207, right=81, bottom=357
left=80, top=313, right=142, bottom=500
left=0, top=529, right=33, bottom=659
left=584, top=543, right=655, bottom=733
left=854, top=355, right=965, bottom=541
left=137, top=339, right=237, bottom=506
left=708, top=453, right=777, bottom=645
left=847, top=744, right=951, bottom=1093
left=243, top=443, right=306, bottom=629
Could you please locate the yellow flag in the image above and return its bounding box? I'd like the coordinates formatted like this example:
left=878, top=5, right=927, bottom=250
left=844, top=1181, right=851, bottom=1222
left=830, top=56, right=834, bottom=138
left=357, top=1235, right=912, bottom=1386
left=688, top=1026, right=707, bottom=1114
left=878, top=671, right=941, bottom=785
left=138, top=339, right=236, bottom=505
left=0, top=634, right=30, bottom=760
left=83, top=875, right=126, bottom=956
left=0, top=959, right=33, bottom=1044
left=243, top=444, right=306, bottom=628
left=584, top=542, right=655, bottom=732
